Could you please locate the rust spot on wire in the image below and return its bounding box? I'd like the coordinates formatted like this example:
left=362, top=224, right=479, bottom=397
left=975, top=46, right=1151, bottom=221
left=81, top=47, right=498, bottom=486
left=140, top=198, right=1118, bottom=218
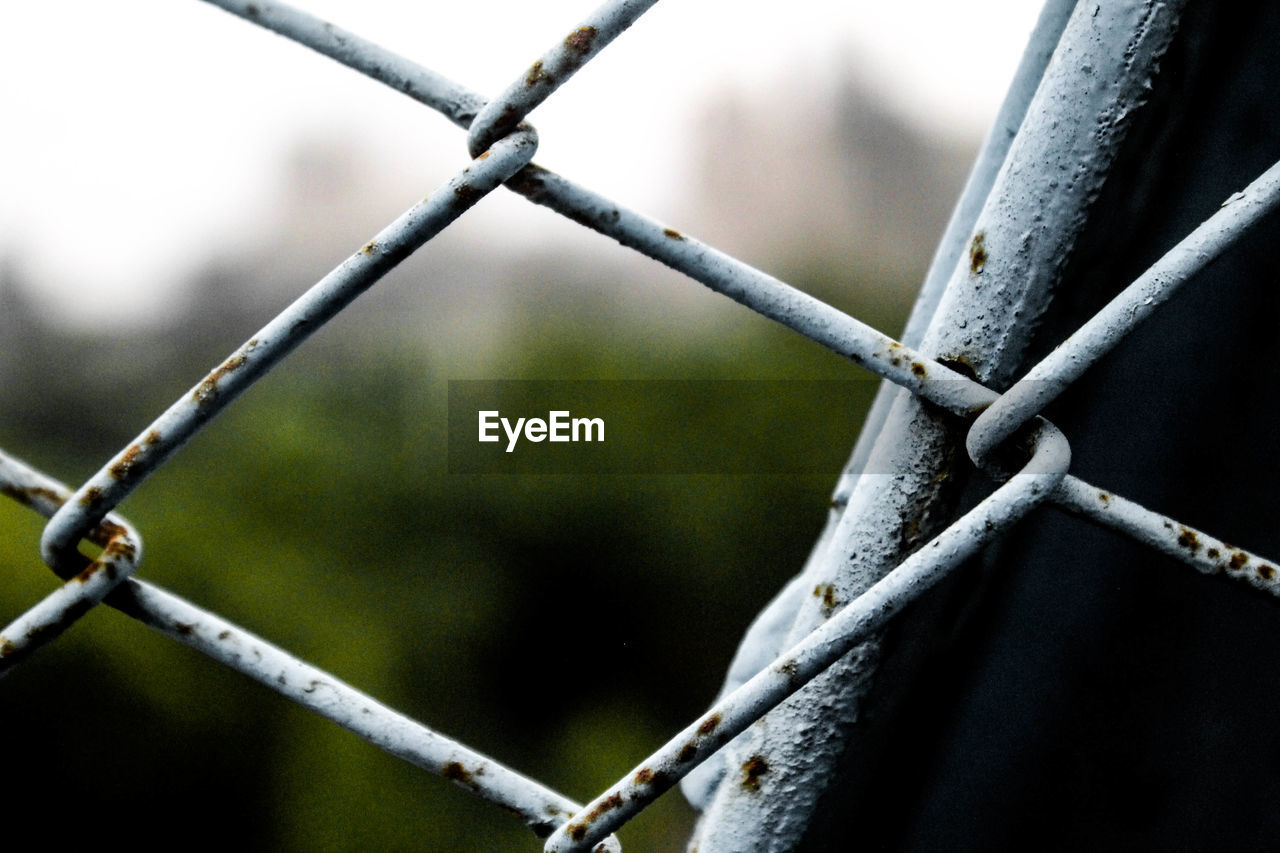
left=1207, top=547, right=1220, bottom=560
left=634, top=767, right=671, bottom=790
left=174, top=622, right=196, bottom=636
left=584, top=793, right=624, bottom=821
left=567, top=791, right=623, bottom=841
left=677, top=742, right=698, bottom=763
left=94, top=520, right=126, bottom=545
left=1230, top=551, right=1249, bottom=571
left=0, top=639, right=16, bottom=657
left=911, top=362, right=927, bottom=378
left=741, top=755, right=769, bottom=791
left=697, top=713, right=722, bottom=736
left=216, top=354, right=247, bottom=377
left=217, top=630, right=231, bottom=641
left=969, top=231, right=987, bottom=273
left=144, top=429, right=162, bottom=446
left=109, top=444, right=143, bottom=481
left=526, top=60, right=551, bottom=86
left=103, top=537, right=137, bottom=562
left=80, top=486, right=103, bottom=509
left=1177, top=527, right=1200, bottom=553
left=1, top=484, right=65, bottom=509
left=565, top=26, right=597, bottom=55
left=813, top=583, right=837, bottom=617
left=663, top=228, right=685, bottom=241
left=1099, top=491, right=1111, bottom=504
left=194, top=354, right=247, bottom=406
left=1259, top=564, right=1276, bottom=581
left=361, top=241, right=377, bottom=255
left=443, top=762, right=475, bottom=788
left=74, top=562, right=103, bottom=583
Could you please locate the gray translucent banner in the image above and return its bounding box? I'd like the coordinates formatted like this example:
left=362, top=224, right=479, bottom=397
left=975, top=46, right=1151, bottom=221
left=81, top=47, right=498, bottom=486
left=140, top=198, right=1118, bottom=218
left=447, top=380, right=881, bottom=474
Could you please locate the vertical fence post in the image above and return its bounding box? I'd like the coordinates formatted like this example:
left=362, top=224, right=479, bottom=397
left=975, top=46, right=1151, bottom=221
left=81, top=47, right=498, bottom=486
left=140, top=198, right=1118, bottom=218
left=689, top=3, right=1189, bottom=849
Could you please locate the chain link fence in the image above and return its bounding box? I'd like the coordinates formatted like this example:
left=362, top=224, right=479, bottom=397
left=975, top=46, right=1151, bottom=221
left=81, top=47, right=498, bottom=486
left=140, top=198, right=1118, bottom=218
left=4, top=0, right=1280, bottom=849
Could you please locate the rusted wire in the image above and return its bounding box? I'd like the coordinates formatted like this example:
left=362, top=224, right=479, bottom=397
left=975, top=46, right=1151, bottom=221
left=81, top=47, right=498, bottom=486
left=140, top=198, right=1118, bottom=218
left=0, top=452, right=141, bottom=674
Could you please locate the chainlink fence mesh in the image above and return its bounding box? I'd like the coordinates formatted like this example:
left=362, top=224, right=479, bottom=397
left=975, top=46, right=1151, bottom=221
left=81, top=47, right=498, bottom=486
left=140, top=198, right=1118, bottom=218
left=4, top=1, right=1280, bottom=850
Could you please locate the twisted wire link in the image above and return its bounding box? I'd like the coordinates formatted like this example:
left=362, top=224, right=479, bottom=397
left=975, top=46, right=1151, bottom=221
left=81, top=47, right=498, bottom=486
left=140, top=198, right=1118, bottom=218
left=0, top=454, right=141, bottom=674
left=547, top=421, right=1073, bottom=851
left=968, top=159, right=1280, bottom=467
left=3, top=0, right=1280, bottom=850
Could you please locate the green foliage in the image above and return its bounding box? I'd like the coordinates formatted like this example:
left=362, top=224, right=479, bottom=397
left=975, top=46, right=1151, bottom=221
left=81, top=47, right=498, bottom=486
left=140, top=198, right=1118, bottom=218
left=0, top=276, right=901, bottom=850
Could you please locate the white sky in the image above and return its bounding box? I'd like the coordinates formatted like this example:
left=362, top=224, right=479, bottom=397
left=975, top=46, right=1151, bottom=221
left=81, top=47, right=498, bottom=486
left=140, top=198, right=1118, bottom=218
left=0, top=0, right=1043, bottom=325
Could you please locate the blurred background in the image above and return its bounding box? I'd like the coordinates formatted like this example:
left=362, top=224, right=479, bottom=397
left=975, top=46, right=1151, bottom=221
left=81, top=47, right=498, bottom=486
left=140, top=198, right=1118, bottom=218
left=0, top=1, right=1041, bottom=850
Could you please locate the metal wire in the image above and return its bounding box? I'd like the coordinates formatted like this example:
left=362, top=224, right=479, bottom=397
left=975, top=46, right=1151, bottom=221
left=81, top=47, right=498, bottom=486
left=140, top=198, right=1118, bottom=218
left=5, top=0, right=1280, bottom=850
left=0, top=454, right=141, bottom=674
